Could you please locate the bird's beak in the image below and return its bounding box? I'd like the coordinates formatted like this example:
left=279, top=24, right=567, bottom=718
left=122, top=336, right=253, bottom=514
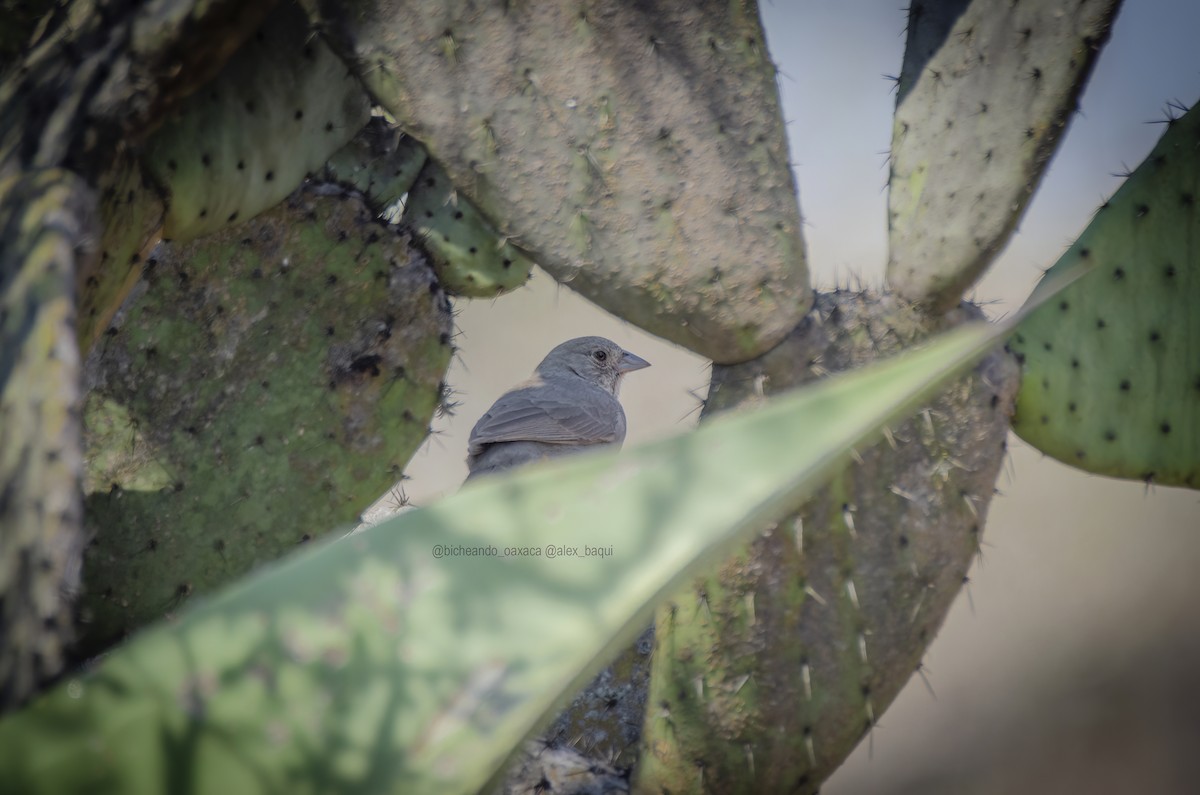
left=618, top=350, right=651, bottom=373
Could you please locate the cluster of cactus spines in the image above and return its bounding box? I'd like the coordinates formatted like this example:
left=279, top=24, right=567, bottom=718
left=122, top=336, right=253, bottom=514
left=304, top=0, right=811, bottom=363
left=401, top=157, right=535, bottom=297
left=886, top=0, right=1121, bottom=310
left=1009, top=102, right=1199, bottom=489
left=141, top=0, right=371, bottom=242
left=323, top=116, right=429, bottom=215
left=635, top=292, right=1020, bottom=792
left=500, top=742, right=629, bottom=795
left=0, top=169, right=91, bottom=709
left=76, top=185, right=453, bottom=657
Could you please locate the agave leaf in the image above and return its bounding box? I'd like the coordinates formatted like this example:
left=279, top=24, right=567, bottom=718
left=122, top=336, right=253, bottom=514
left=0, top=314, right=1021, bottom=794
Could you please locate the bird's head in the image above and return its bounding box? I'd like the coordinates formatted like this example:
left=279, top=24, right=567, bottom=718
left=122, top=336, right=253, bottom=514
left=536, top=336, right=650, bottom=395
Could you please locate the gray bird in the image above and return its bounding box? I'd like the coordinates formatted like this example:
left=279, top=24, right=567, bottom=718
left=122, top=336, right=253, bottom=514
left=465, top=336, right=650, bottom=481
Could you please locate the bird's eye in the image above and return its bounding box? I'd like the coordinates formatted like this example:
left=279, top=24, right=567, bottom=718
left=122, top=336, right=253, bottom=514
left=592, top=350, right=607, bottom=362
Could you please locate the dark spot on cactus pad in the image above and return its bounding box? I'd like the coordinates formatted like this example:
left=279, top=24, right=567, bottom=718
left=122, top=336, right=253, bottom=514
left=325, top=122, right=334, bottom=132
left=1104, top=430, right=1117, bottom=442
left=201, top=153, right=211, bottom=166
left=1080, top=248, right=1090, bottom=259
left=1042, top=378, right=1049, bottom=390
left=1182, top=192, right=1194, bottom=207
left=1096, top=318, right=1106, bottom=329
left=245, top=100, right=256, bottom=114
left=1112, top=267, right=1125, bottom=280
left=1025, top=128, right=1035, bottom=139
left=454, top=210, right=463, bottom=219
left=425, top=176, right=436, bottom=188
left=1164, top=264, right=1176, bottom=278
left=198, top=208, right=207, bottom=219
left=227, top=211, right=238, bottom=222
left=1160, top=422, right=1172, bottom=435
left=1059, top=300, right=1069, bottom=311
left=1068, top=402, right=1077, bottom=413
left=1014, top=333, right=1025, bottom=344
left=1135, top=204, right=1149, bottom=218
left=294, top=109, right=303, bottom=120
left=236, top=160, right=245, bottom=171
left=1119, top=379, right=1130, bottom=392
left=265, top=171, right=274, bottom=181
left=1040, top=415, right=1048, bottom=424
left=990, top=394, right=999, bottom=408
left=1149, top=330, right=1161, bottom=343
left=349, top=355, right=382, bottom=376
left=1042, top=342, right=1052, bottom=352
left=167, top=159, right=177, bottom=172
left=1071, top=358, right=1079, bottom=369
left=502, top=258, right=513, bottom=269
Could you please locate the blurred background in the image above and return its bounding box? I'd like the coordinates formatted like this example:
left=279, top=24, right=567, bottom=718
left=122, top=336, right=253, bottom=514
left=375, top=1, right=1200, bottom=789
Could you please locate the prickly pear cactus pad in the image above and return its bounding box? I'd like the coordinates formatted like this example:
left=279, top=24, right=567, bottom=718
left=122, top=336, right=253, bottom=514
left=77, top=152, right=165, bottom=352
left=637, top=291, right=1020, bottom=794
left=78, top=186, right=453, bottom=656
left=402, top=157, right=535, bottom=297
left=886, top=0, right=1120, bottom=310
left=306, top=0, right=810, bottom=363
left=0, top=169, right=91, bottom=710
left=323, top=117, right=428, bottom=215
left=1010, top=102, right=1200, bottom=489
left=141, top=0, right=371, bottom=242
left=1, top=0, right=277, bottom=176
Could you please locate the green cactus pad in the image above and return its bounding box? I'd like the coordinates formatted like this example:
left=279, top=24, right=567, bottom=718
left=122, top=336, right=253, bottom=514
left=1, top=0, right=276, bottom=176
left=401, top=158, right=534, bottom=297
left=635, top=292, right=1019, bottom=793
left=1010, top=102, right=1200, bottom=489
left=322, top=117, right=428, bottom=216
left=141, top=0, right=370, bottom=241
left=77, top=152, right=165, bottom=352
left=0, top=169, right=90, bottom=710
left=305, top=0, right=810, bottom=362
left=886, top=0, right=1120, bottom=310
left=78, top=186, right=453, bottom=656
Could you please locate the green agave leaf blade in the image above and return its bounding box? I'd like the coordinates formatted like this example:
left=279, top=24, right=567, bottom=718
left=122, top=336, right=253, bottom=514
left=0, top=317, right=1017, bottom=794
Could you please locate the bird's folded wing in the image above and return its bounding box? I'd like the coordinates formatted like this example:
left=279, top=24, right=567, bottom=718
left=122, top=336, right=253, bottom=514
left=467, top=385, right=624, bottom=456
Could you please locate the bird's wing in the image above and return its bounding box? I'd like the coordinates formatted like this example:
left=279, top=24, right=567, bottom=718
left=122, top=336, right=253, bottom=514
left=467, top=381, right=626, bottom=456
